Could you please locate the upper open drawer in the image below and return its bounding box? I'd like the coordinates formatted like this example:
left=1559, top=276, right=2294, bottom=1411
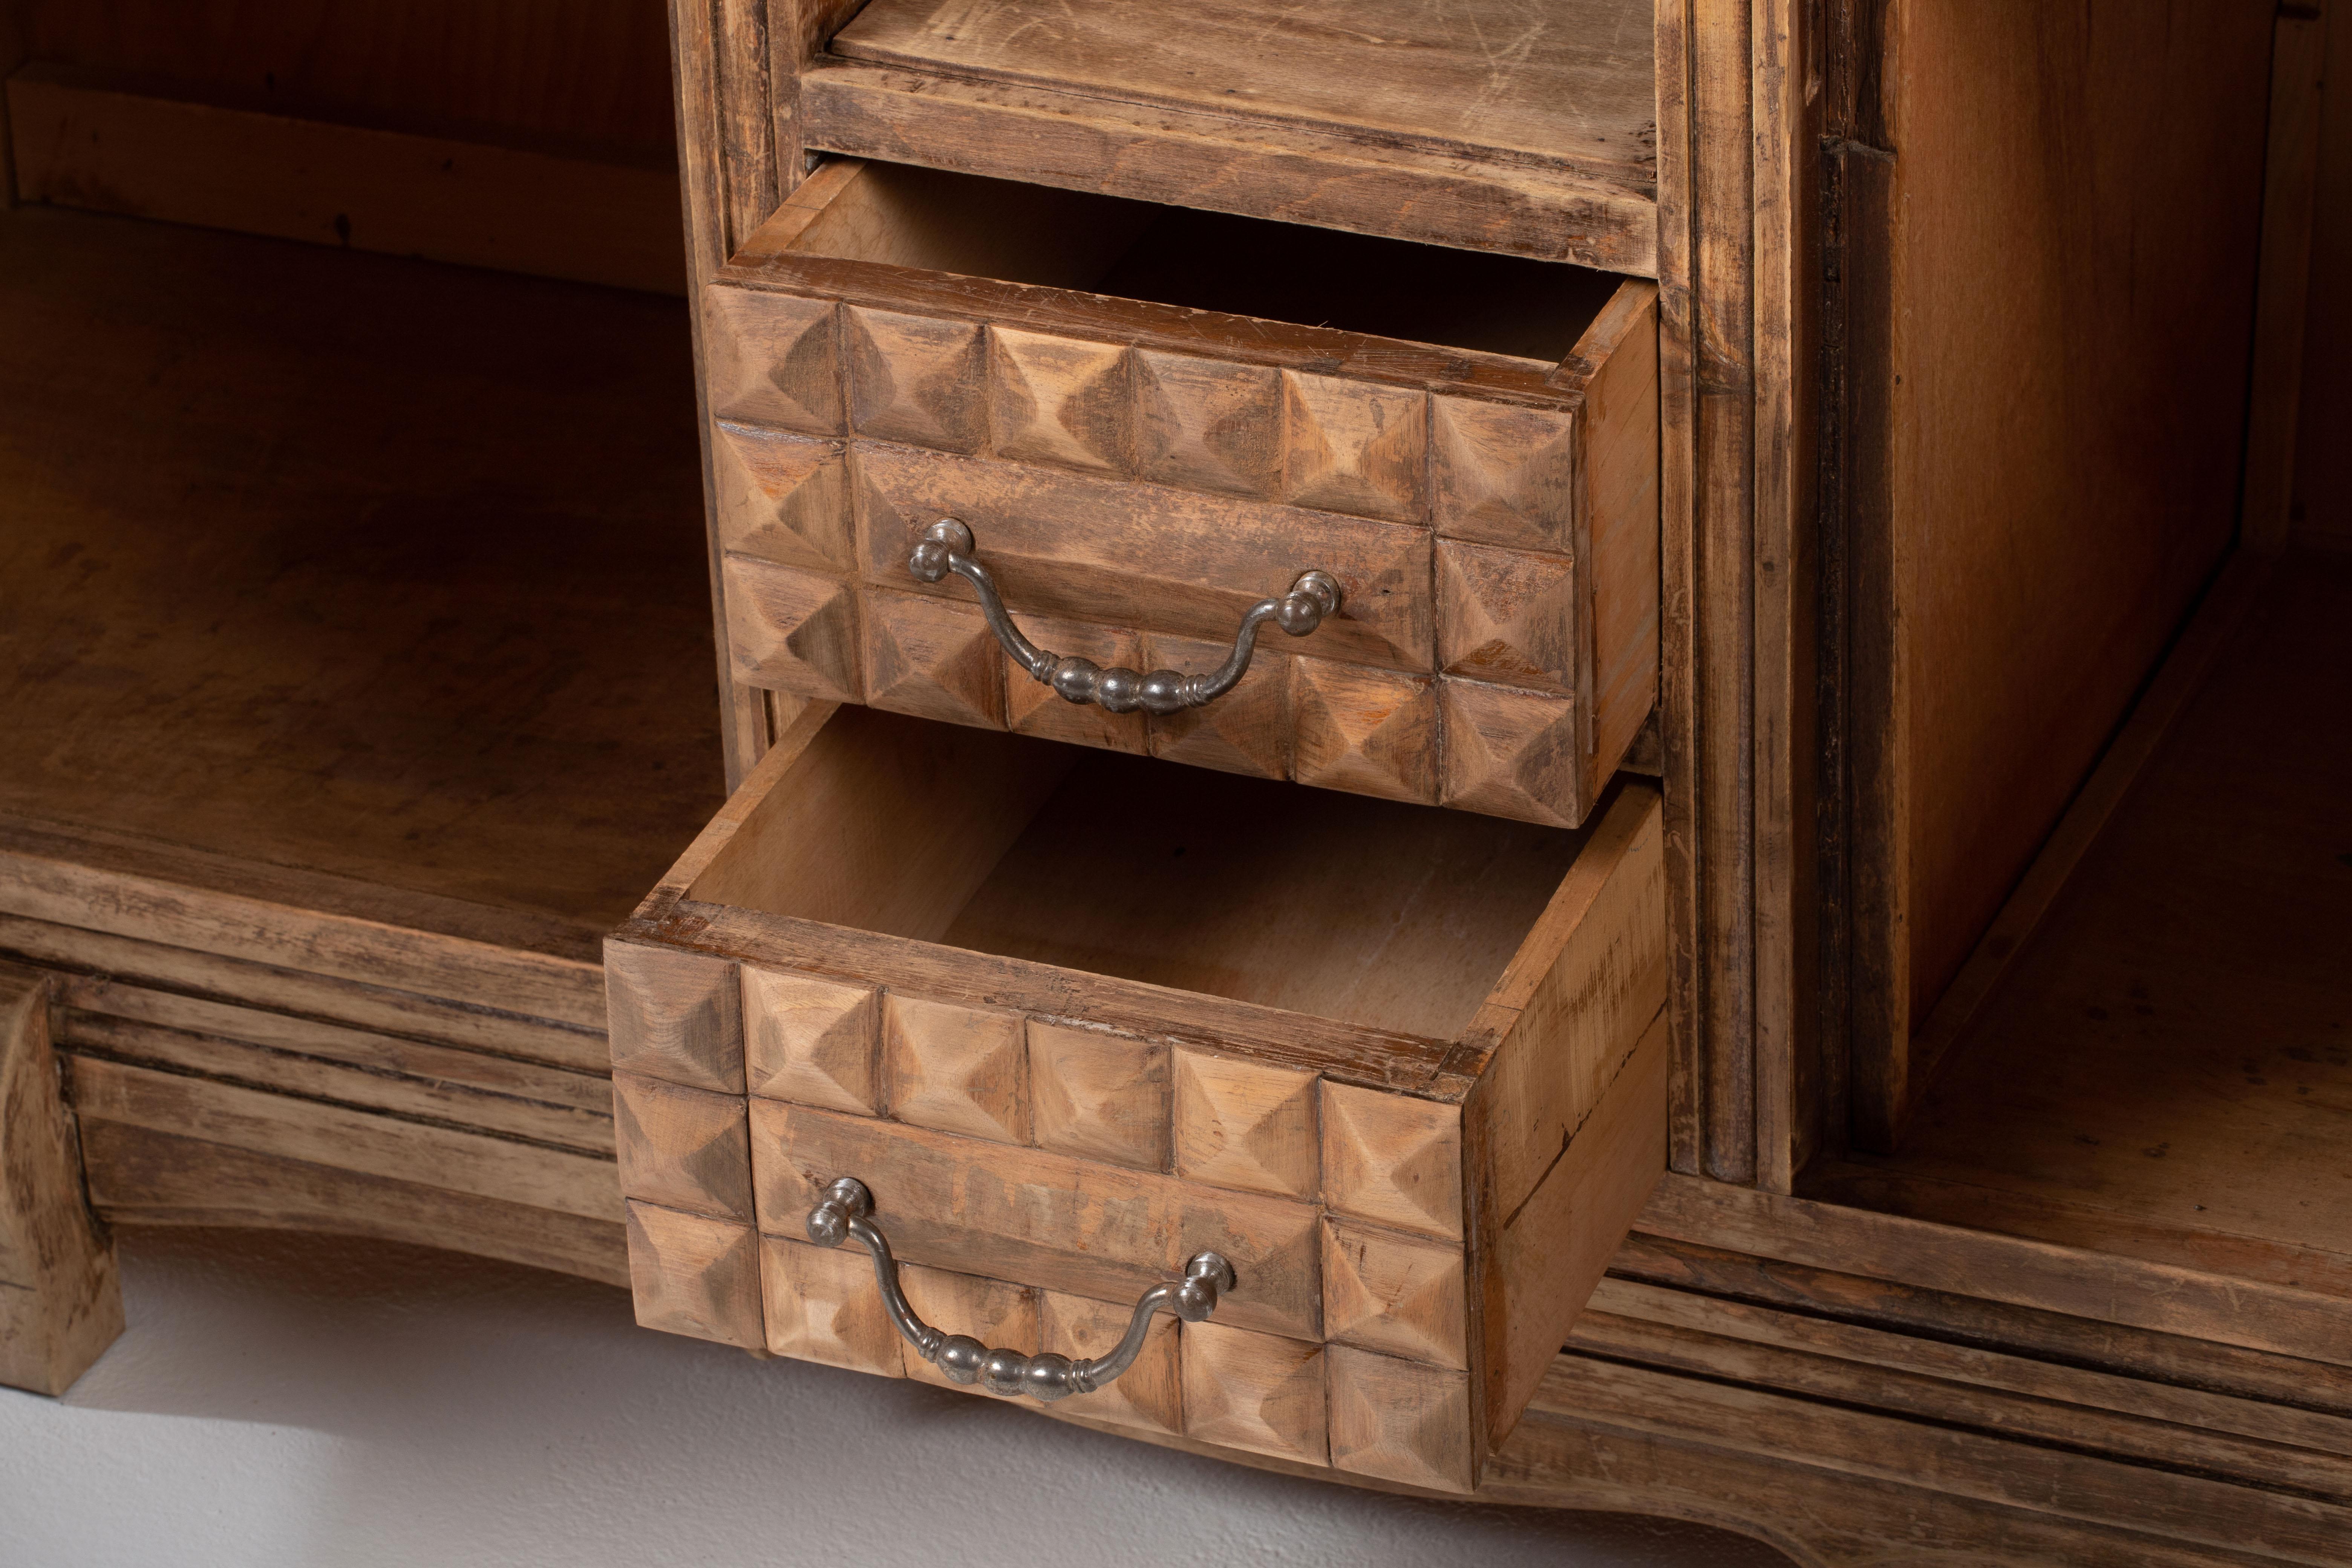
left=704, top=158, right=1660, bottom=831
left=607, top=701, right=1668, bottom=1492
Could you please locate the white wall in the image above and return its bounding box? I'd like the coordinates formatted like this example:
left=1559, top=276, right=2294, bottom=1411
left=0, top=1228, right=1785, bottom=1567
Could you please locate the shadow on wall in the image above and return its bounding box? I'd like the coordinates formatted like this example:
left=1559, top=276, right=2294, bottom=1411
left=0, top=1228, right=1793, bottom=1568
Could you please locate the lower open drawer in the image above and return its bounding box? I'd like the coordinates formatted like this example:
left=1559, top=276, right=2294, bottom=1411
left=606, top=703, right=1666, bottom=1492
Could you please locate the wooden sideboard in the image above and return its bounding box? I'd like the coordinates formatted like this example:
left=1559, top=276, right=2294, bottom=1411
left=3, top=2, right=2347, bottom=1562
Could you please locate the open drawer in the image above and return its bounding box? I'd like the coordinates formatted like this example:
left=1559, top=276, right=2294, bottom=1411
left=705, top=157, right=1659, bottom=830
left=607, top=702, right=1666, bottom=1493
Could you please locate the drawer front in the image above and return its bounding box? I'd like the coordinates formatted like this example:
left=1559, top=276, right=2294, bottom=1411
left=703, top=229, right=1658, bottom=828
left=607, top=723, right=1670, bottom=1494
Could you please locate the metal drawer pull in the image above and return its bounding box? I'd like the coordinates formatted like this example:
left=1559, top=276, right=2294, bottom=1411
left=907, top=518, right=1342, bottom=715
left=805, top=1176, right=1237, bottom=1402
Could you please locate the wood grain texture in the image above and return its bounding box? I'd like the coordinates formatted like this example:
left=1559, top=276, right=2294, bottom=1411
left=747, top=1100, right=1321, bottom=1340
left=739, top=966, right=880, bottom=1114
left=605, top=943, right=744, bottom=1095
left=761, top=1232, right=901, bottom=1372
left=710, top=422, right=855, bottom=571
left=2240, top=8, right=2331, bottom=552
left=1179, top=1319, right=1328, bottom=1464
left=1026, top=1023, right=1170, bottom=1172
left=1319, top=1084, right=1462, bottom=1242
left=1038, top=1287, right=1183, bottom=1435
left=0, top=965, right=122, bottom=1396
left=896, top=1262, right=1034, bottom=1390
left=1320, top=1220, right=1468, bottom=1370
left=880, top=992, right=1029, bottom=1146
left=1325, top=1344, right=1476, bottom=1494
left=6, top=66, right=684, bottom=292
left=627, top=1200, right=763, bottom=1350
left=612, top=1072, right=753, bottom=1223
left=1171, top=1049, right=1320, bottom=1201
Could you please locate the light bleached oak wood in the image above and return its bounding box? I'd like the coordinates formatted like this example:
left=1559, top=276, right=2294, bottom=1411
left=0, top=964, right=122, bottom=1396
left=604, top=943, right=743, bottom=1095
left=761, top=1231, right=899, bottom=1371
left=1326, top=1344, right=1476, bottom=1493
left=1039, top=1287, right=1185, bottom=1435
left=1170, top=1049, right=1320, bottom=1201
left=611, top=1072, right=754, bottom=1223
left=1026, top=1023, right=1170, bottom=1172
left=1318, top=1084, right=1462, bottom=1242
left=739, top=966, right=880, bottom=1114
left=879, top=993, right=1029, bottom=1146
left=628, top=1200, right=763, bottom=1350
left=1320, top=1219, right=1468, bottom=1370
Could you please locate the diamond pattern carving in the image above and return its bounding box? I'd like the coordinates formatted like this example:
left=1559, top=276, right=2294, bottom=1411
left=1430, top=395, right=1577, bottom=550
left=862, top=590, right=1006, bottom=729
left=1320, top=1083, right=1463, bottom=1240
left=1436, top=540, right=1579, bottom=694
left=1326, top=1346, right=1475, bottom=1493
left=1438, top=679, right=1582, bottom=828
left=1291, top=661, right=1439, bottom=804
left=898, top=1265, right=1036, bottom=1391
left=711, top=421, right=853, bottom=571
left=1028, top=1023, right=1170, bottom=1170
left=1280, top=371, right=1426, bottom=523
left=1321, top=1219, right=1468, bottom=1369
left=762, top=1236, right=902, bottom=1374
left=613, top=1072, right=753, bottom=1222
left=881, top=994, right=1028, bottom=1144
left=845, top=306, right=985, bottom=452
left=1180, top=1320, right=1328, bottom=1463
left=988, top=326, right=1132, bottom=475
left=1002, top=614, right=1148, bottom=753
left=1171, top=1048, right=1319, bottom=1200
left=721, top=555, right=860, bottom=702
left=702, top=286, right=840, bottom=433
left=1041, top=1289, right=1181, bottom=1434
left=625, top=1200, right=762, bottom=1349
left=1133, top=351, right=1280, bottom=498
left=741, top=967, right=879, bottom=1114
left=1143, top=631, right=1290, bottom=780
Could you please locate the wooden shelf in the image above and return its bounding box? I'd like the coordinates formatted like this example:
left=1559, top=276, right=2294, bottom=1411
left=0, top=204, right=723, bottom=960
left=1805, top=545, right=2352, bottom=1298
left=801, top=0, right=1658, bottom=275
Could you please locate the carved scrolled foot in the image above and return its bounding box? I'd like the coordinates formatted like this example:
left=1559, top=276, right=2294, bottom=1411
left=0, top=961, right=124, bottom=1395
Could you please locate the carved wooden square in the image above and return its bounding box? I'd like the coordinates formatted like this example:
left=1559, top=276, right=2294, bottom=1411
left=741, top=967, right=879, bottom=1115
left=1438, top=679, right=1583, bottom=828
left=1180, top=1320, right=1328, bottom=1463
left=1002, top=615, right=1149, bottom=754
left=1430, top=395, right=1577, bottom=550
left=1039, top=1289, right=1181, bottom=1434
left=762, top=1235, right=904, bottom=1374
left=1320, top=1218, right=1468, bottom=1369
left=862, top=590, right=1006, bottom=729
left=1171, top=1049, right=1320, bottom=1200
left=1133, top=351, right=1280, bottom=498
left=881, top=994, right=1029, bottom=1144
left=606, top=942, right=743, bottom=1094
left=1027, top=1022, right=1170, bottom=1171
left=1326, top=1345, right=1475, bottom=1493
left=711, top=421, right=854, bottom=572
left=1435, top=539, right=1579, bottom=694
left=898, top=1264, right=1036, bottom=1390
left=1280, top=372, right=1427, bottom=523
left=721, top=555, right=861, bottom=702
left=702, top=285, right=841, bottom=434
left=1143, top=631, right=1290, bottom=780
left=988, top=326, right=1132, bottom=475
left=625, top=1200, right=762, bottom=1349
left=1320, top=1082, right=1463, bottom=1241
left=612, top=1072, right=753, bottom=1223
left=1291, top=661, right=1439, bottom=805
left=845, top=306, right=986, bottom=452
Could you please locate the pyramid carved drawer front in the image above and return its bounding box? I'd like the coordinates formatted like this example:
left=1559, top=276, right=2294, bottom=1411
left=608, top=702, right=1670, bottom=1493
left=703, top=158, right=1660, bottom=830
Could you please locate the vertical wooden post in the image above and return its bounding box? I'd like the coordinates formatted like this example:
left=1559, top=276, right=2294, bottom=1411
left=0, top=962, right=123, bottom=1396
left=2240, top=2, right=2331, bottom=554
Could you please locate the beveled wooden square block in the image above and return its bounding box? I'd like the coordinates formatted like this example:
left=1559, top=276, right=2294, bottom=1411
left=606, top=941, right=743, bottom=1094
left=1320, top=1218, right=1468, bottom=1369
left=612, top=1071, right=753, bottom=1222
left=898, top=1264, right=1036, bottom=1390
left=741, top=967, right=880, bottom=1114
left=1438, top=678, right=1582, bottom=828
left=1326, top=1345, right=1475, bottom=1493
left=845, top=305, right=986, bottom=452
left=1171, top=1048, right=1320, bottom=1199
left=1143, top=631, right=1290, bottom=780
left=862, top=590, right=1006, bottom=730
left=988, top=326, right=1132, bottom=475
left=1435, top=539, right=1579, bottom=694
left=882, top=994, right=1029, bottom=1144
left=1180, top=1320, right=1328, bottom=1464
left=1133, top=351, right=1280, bottom=498
left=721, top=555, right=862, bottom=703
left=1320, top=1082, right=1463, bottom=1241
left=702, top=285, right=841, bottom=434
left=762, top=1235, right=903, bottom=1374
left=1027, top=1022, right=1170, bottom=1170
left=625, top=1200, right=762, bottom=1349
left=1039, top=1289, right=1181, bottom=1434
left=1430, top=395, right=1576, bottom=550
left=1280, top=371, right=1427, bottom=524
left=711, top=421, right=854, bottom=573
left=1002, top=615, right=1148, bottom=754
left=1291, top=660, right=1439, bottom=805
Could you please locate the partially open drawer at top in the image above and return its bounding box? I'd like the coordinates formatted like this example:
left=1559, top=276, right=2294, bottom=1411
left=705, top=157, right=1660, bottom=833
left=607, top=702, right=1668, bottom=1493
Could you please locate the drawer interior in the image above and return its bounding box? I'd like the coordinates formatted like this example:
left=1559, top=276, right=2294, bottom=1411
left=689, top=705, right=1601, bottom=1041
left=765, top=158, right=1628, bottom=366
